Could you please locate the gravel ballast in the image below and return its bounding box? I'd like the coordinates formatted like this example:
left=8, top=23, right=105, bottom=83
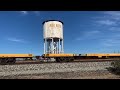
left=0, top=61, right=113, bottom=78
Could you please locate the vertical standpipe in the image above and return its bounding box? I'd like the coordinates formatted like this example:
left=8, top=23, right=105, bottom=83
left=43, top=20, right=64, bottom=54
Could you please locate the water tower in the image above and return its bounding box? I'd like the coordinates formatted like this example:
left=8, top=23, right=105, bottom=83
left=43, top=20, right=64, bottom=54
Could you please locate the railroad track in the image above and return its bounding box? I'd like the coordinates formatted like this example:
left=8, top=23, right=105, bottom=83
left=12, top=58, right=119, bottom=65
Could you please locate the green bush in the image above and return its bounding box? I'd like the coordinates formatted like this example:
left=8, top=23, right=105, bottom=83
left=111, top=60, right=120, bottom=68
left=108, top=60, right=120, bottom=75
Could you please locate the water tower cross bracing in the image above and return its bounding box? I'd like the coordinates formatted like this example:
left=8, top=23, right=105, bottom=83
left=43, top=20, right=64, bottom=54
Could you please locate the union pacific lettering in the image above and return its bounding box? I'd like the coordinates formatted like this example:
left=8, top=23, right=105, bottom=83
left=49, top=23, right=61, bottom=28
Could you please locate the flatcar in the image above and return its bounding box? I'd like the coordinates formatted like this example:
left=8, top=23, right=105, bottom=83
left=1, top=53, right=120, bottom=64
left=42, top=54, right=75, bottom=62
left=0, top=54, right=33, bottom=65
left=42, top=53, right=120, bottom=62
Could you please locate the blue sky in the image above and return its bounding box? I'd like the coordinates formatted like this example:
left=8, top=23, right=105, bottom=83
left=0, top=11, right=120, bottom=55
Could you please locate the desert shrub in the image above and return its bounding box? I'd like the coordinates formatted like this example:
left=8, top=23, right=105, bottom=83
left=107, top=60, right=120, bottom=75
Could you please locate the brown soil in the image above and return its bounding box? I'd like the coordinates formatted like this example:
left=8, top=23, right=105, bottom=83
left=0, top=70, right=120, bottom=79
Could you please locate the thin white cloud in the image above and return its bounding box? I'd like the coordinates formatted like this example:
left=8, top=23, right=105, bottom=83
left=85, top=30, right=100, bottom=36
left=20, top=11, right=28, bottom=15
left=103, top=11, right=120, bottom=16
left=103, top=11, right=120, bottom=21
left=100, top=33, right=120, bottom=47
left=92, top=11, right=120, bottom=27
left=85, top=11, right=120, bottom=48
left=92, top=11, right=120, bottom=47
left=109, top=27, right=120, bottom=31
left=33, top=11, right=40, bottom=16
left=75, top=30, right=101, bottom=41
left=101, top=39, right=120, bottom=46
left=96, top=20, right=116, bottom=26
left=19, top=11, right=40, bottom=16
left=75, top=37, right=84, bottom=41
left=7, top=38, right=26, bottom=43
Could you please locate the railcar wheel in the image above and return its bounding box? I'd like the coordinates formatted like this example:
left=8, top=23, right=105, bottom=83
left=56, top=58, right=60, bottom=62
left=0, top=58, right=2, bottom=64
left=56, top=57, right=64, bottom=62
left=6, top=58, right=16, bottom=64
left=5, top=58, right=9, bottom=64
left=61, top=57, right=66, bottom=62
left=9, top=58, right=16, bottom=64
left=70, top=57, right=74, bottom=62
left=0, top=58, right=7, bottom=65
left=59, top=58, right=63, bottom=62
left=65, top=57, right=70, bottom=62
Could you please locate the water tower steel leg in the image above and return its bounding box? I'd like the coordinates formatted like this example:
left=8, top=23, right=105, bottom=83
left=62, top=39, right=64, bottom=53
left=49, top=40, right=50, bottom=53
left=52, top=38, right=53, bottom=54
left=48, top=41, right=49, bottom=53
left=57, top=41, right=59, bottom=54
left=61, top=40, right=62, bottom=54
left=55, top=42, right=57, bottom=54
left=45, top=39, right=47, bottom=54
left=47, top=41, right=48, bottom=54
left=58, top=40, right=59, bottom=53
left=44, top=39, right=45, bottom=54
left=48, top=41, right=50, bottom=54
left=49, top=39, right=51, bottom=53
left=57, top=40, right=59, bottom=53
left=59, top=39, right=60, bottom=54
left=47, top=40, right=48, bottom=53
left=55, top=41, right=56, bottom=54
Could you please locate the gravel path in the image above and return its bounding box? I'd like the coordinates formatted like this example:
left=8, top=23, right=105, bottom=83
left=0, top=61, right=113, bottom=79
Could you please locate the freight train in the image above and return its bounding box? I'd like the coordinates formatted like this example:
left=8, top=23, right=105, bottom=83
left=1, top=53, right=120, bottom=65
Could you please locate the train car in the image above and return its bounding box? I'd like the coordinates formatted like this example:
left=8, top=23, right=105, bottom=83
left=42, top=54, right=74, bottom=62
left=0, top=54, right=33, bottom=64
left=86, top=53, right=120, bottom=59
left=42, top=53, right=120, bottom=62
left=42, top=53, right=87, bottom=62
left=42, top=53, right=99, bottom=62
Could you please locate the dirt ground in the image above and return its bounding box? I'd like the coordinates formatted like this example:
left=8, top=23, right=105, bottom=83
left=0, top=70, right=120, bottom=79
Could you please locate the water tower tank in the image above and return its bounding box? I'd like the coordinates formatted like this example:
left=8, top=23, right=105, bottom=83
left=43, top=20, right=63, bottom=39
left=43, top=20, right=64, bottom=54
